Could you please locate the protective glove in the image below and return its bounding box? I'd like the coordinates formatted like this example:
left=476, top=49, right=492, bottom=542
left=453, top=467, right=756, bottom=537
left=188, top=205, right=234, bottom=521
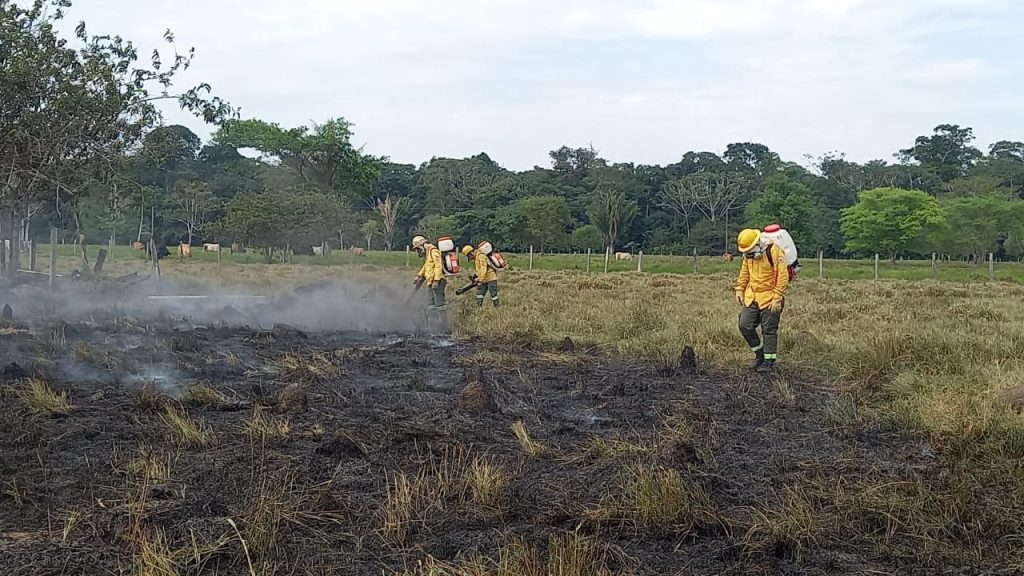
left=413, top=277, right=425, bottom=288
left=735, top=291, right=744, bottom=306
left=470, top=274, right=479, bottom=283
left=769, top=299, right=783, bottom=313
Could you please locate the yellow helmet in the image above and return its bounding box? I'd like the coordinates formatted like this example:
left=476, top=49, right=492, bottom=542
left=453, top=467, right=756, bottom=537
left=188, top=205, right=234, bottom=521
left=461, top=245, right=475, bottom=257
left=737, top=229, right=761, bottom=253
left=412, top=235, right=427, bottom=249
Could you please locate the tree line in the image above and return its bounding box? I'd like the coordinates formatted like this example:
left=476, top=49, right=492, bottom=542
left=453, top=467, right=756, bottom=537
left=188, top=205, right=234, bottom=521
left=4, top=1, right=1024, bottom=267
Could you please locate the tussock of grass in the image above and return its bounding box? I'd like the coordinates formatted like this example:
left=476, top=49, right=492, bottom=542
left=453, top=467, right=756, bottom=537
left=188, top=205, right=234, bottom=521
left=243, top=406, right=291, bottom=443
left=113, top=445, right=176, bottom=483
left=585, top=463, right=717, bottom=533
left=569, top=436, right=651, bottom=464
left=396, top=532, right=627, bottom=576
left=467, top=457, right=507, bottom=512
left=18, top=378, right=72, bottom=418
left=134, top=528, right=179, bottom=576
left=381, top=446, right=502, bottom=545
left=235, top=473, right=340, bottom=561
left=511, top=421, right=545, bottom=457
left=160, top=406, right=213, bottom=448
left=137, top=383, right=167, bottom=413
left=185, top=384, right=226, bottom=407
left=743, top=484, right=833, bottom=561
left=276, top=351, right=341, bottom=383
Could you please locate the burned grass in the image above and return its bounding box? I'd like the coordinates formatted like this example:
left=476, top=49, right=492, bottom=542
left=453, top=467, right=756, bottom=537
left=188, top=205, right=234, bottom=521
left=0, top=320, right=1018, bottom=574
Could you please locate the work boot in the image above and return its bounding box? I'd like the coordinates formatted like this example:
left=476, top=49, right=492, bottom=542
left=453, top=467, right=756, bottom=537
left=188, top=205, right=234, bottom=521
left=749, top=352, right=765, bottom=371
left=756, top=360, right=775, bottom=374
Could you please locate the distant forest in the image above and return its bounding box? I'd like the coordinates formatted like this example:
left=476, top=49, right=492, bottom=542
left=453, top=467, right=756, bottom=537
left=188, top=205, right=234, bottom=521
left=4, top=1, right=1023, bottom=263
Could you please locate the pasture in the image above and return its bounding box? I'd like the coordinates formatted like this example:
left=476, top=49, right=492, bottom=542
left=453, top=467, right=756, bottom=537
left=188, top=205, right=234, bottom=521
left=0, top=254, right=1021, bottom=574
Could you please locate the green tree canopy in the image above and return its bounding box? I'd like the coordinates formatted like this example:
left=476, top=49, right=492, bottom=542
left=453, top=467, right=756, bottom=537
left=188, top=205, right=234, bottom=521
left=840, top=187, right=946, bottom=260
left=745, top=176, right=821, bottom=249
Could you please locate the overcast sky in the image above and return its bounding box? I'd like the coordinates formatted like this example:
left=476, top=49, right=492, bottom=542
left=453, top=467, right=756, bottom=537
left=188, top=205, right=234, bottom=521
left=73, top=0, right=1021, bottom=170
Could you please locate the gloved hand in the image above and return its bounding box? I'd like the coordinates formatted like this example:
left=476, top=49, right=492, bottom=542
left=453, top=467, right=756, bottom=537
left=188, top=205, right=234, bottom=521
left=413, top=277, right=424, bottom=287
left=470, top=274, right=479, bottom=283
left=769, top=299, right=783, bottom=313
left=735, top=291, right=744, bottom=306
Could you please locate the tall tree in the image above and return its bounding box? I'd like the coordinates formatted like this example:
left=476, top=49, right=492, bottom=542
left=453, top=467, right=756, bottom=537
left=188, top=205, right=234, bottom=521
left=745, top=176, right=821, bottom=249
left=898, top=124, right=982, bottom=182
left=376, top=195, right=409, bottom=251
left=588, top=189, right=637, bottom=253
left=840, top=188, right=946, bottom=260
left=166, top=180, right=218, bottom=244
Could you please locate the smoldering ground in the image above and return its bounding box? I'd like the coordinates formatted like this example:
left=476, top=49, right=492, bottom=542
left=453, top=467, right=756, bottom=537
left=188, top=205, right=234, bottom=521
left=0, top=276, right=433, bottom=334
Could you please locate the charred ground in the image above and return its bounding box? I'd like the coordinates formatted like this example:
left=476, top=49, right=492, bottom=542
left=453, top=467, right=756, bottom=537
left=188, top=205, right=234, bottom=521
left=0, top=315, right=1014, bottom=575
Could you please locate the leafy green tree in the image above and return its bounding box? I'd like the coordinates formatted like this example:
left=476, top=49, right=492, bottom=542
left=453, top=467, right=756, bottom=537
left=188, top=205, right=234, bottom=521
left=166, top=180, right=219, bottom=244
left=361, top=219, right=381, bottom=250
left=840, top=188, right=946, bottom=260
left=588, top=189, right=637, bottom=253
left=941, top=196, right=1013, bottom=263
left=418, top=154, right=505, bottom=214
left=570, top=224, right=604, bottom=252
left=1, top=0, right=230, bottom=269
left=416, top=215, right=458, bottom=240
left=509, top=195, right=571, bottom=253
left=213, top=118, right=380, bottom=201
left=745, top=176, right=821, bottom=249
left=899, top=124, right=982, bottom=182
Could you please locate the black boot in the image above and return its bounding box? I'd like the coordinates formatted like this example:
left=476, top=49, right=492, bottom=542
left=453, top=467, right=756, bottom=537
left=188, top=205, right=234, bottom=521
left=756, top=360, right=775, bottom=374
left=749, top=352, right=765, bottom=371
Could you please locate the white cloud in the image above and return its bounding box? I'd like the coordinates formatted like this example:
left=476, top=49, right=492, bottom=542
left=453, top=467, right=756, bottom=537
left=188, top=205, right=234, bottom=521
left=66, top=0, right=1024, bottom=169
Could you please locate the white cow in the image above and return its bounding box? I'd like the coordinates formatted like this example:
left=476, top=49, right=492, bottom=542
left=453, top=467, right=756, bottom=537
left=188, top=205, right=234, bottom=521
left=203, top=243, right=221, bottom=253
left=312, top=246, right=324, bottom=256
left=614, top=252, right=633, bottom=261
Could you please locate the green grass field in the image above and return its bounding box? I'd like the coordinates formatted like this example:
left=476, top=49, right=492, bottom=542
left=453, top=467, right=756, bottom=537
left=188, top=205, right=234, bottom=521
left=36, top=244, right=1024, bottom=284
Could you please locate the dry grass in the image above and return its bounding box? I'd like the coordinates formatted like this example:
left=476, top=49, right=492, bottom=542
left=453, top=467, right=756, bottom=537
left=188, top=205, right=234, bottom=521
left=113, top=445, right=176, bottom=483
left=160, top=405, right=213, bottom=448
left=586, top=463, right=717, bottom=532
left=395, top=532, right=628, bottom=576
left=185, top=384, right=227, bottom=407
left=235, top=473, right=342, bottom=562
left=511, top=421, right=546, bottom=457
left=243, top=406, right=291, bottom=443
left=134, top=528, right=180, bottom=576
left=467, top=457, right=507, bottom=513
left=276, top=351, right=341, bottom=383
left=18, top=378, right=72, bottom=418
left=381, top=446, right=499, bottom=545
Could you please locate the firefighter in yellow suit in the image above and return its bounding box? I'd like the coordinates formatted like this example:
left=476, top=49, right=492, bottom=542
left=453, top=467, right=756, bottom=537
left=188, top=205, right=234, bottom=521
left=735, top=228, right=789, bottom=373
left=461, top=245, right=499, bottom=307
left=412, top=235, right=447, bottom=327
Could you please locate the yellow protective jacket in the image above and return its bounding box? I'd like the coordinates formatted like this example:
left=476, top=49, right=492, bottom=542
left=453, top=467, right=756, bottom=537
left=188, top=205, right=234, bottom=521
left=474, top=252, right=498, bottom=284
left=416, top=244, right=445, bottom=285
left=735, top=243, right=789, bottom=309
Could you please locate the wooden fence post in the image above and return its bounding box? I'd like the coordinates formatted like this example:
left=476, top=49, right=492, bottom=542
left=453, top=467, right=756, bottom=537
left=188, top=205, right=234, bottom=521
left=48, top=228, right=58, bottom=287
left=637, top=250, right=643, bottom=273
left=529, top=246, right=534, bottom=271
left=817, top=249, right=823, bottom=279
left=604, top=247, right=610, bottom=273
left=931, top=253, right=937, bottom=279
left=874, top=253, right=879, bottom=279
left=94, top=249, right=107, bottom=274
left=989, top=252, right=994, bottom=280
left=586, top=248, right=592, bottom=273
left=692, top=247, right=698, bottom=274
left=29, top=239, right=36, bottom=272
left=406, top=245, right=410, bottom=267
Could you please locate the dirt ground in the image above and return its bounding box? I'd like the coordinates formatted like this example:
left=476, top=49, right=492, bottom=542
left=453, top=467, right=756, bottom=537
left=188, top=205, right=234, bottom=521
left=0, top=299, right=1005, bottom=575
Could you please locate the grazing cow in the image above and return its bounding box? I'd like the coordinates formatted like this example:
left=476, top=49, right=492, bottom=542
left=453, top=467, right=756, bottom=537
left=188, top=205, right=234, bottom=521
left=312, top=246, right=324, bottom=256
left=203, top=243, right=220, bottom=253
left=178, top=243, right=191, bottom=258
left=351, top=247, right=365, bottom=257
left=146, top=243, right=169, bottom=260
left=614, top=252, right=632, bottom=261
left=131, top=241, right=146, bottom=250
left=230, top=242, right=244, bottom=254
left=722, top=252, right=734, bottom=262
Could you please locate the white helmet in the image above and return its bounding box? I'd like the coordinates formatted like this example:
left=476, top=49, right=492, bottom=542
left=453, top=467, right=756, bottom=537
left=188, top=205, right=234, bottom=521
left=412, top=235, right=427, bottom=249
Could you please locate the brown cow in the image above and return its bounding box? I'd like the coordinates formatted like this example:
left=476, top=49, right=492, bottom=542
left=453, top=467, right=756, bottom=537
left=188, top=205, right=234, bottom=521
left=230, top=242, right=244, bottom=254
left=722, top=253, right=734, bottom=262
left=351, top=246, right=365, bottom=257
left=178, top=243, right=192, bottom=258
left=131, top=241, right=145, bottom=250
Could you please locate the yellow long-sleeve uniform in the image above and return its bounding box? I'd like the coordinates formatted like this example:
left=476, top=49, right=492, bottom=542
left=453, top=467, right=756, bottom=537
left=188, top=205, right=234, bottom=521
left=416, top=244, right=445, bottom=285
left=474, top=252, right=498, bottom=284
left=735, top=243, right=789, bottom=309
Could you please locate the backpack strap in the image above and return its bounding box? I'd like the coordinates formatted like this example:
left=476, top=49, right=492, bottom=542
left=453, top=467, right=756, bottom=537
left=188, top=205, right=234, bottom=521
left=765, top=245, right=774, bottom=269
